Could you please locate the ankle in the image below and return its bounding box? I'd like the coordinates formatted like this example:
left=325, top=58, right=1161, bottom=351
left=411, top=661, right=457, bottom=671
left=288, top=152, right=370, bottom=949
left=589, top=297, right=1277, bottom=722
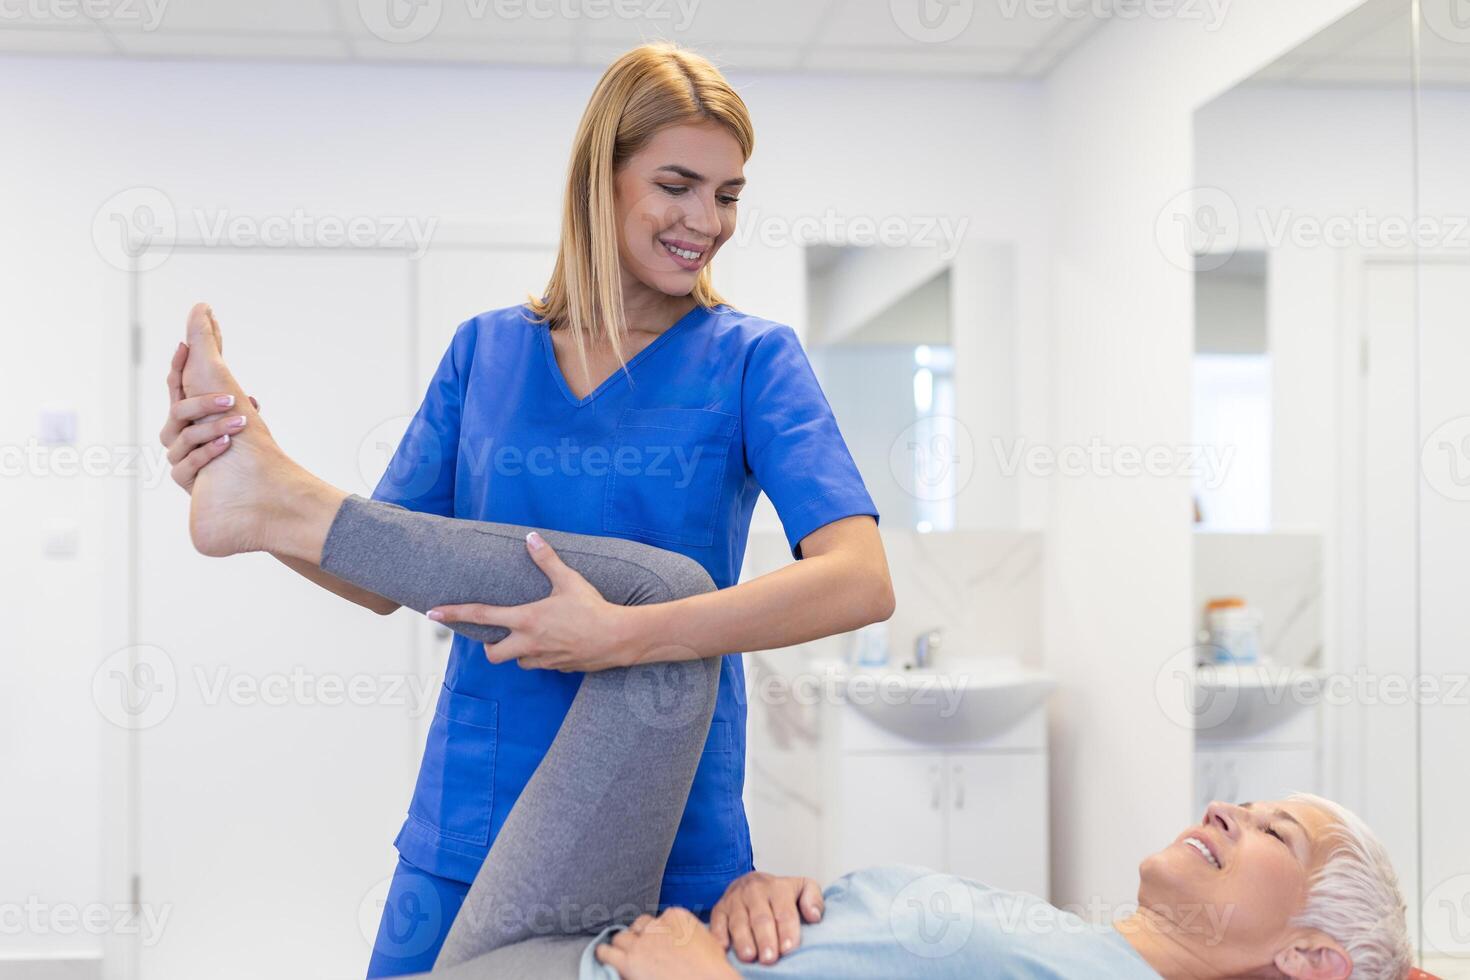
left=265, top=469, right=348, bottom=564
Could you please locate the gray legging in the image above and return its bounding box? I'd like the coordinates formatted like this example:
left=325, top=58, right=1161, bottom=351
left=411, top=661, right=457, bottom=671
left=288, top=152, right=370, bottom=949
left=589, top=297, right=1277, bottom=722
left=319, top=496, right=722, bottom=977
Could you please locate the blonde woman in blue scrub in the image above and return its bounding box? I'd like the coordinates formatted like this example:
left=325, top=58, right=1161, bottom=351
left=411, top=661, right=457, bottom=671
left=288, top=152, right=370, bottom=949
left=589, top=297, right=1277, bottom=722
left=160, top=41, right=894, bottom=977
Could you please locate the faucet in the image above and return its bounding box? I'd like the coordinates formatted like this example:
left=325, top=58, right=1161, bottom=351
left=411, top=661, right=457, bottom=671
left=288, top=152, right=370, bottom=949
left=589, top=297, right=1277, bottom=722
left=912, top=628, right=943, bottom=670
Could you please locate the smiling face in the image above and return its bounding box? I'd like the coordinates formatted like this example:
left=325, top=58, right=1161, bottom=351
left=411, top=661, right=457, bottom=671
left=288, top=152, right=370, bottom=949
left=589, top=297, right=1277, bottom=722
left=613, top=119, right=744, bottom=301
left=1137, top=799, right=1349, bottom=974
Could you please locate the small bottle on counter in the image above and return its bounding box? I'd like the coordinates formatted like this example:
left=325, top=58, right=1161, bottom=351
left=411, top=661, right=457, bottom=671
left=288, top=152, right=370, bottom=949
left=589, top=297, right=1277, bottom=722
left=1203, top=596, right=1263, bottom=664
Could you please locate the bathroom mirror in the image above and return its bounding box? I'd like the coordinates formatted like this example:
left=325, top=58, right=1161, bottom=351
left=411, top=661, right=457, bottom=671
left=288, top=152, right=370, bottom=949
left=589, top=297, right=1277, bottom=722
left=1192, top=0, right=1428, bottom=958
left=802, top=241, right=1032, bottom=533
left=806, top=244, right=957, bottom=532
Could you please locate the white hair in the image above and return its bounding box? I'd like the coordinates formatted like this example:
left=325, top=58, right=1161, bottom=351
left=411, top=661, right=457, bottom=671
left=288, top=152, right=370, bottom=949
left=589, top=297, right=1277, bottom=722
left=1286, top=792, right=1414, bottom=980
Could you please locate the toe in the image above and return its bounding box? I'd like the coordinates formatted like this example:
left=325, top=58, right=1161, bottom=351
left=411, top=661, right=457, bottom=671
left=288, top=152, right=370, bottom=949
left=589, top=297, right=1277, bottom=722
left=186, top=302, right=218, bottom=351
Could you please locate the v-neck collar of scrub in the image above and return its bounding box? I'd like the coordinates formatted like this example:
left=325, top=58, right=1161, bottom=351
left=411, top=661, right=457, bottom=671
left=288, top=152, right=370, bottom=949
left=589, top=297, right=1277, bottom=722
left=539, top=302, right=714, bottom=408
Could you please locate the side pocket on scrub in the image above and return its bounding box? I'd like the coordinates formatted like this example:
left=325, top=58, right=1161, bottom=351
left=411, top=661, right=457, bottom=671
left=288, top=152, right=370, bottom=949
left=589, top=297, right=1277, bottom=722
left=409, top=685, right=499, bottom=847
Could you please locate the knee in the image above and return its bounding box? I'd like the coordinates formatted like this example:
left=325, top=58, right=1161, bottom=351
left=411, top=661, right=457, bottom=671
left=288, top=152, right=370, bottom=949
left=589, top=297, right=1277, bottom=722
left=630, top=551, right=716, bottom=605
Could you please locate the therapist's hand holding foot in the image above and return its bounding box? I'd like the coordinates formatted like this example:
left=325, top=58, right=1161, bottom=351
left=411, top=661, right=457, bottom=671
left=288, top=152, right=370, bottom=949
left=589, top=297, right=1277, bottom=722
left=178, top=302, right=347, bottom=564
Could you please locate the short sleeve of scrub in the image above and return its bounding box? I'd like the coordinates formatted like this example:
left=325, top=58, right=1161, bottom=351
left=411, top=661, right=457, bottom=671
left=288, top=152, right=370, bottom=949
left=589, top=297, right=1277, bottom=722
left=370, top=322, right=474, bottom=517
left=741, top=324, right=879, bottom=557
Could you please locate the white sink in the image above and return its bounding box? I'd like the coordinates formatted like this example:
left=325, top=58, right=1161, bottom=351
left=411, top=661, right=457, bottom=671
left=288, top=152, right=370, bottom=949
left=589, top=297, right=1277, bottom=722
left=1190, top=663, right=1324, bottom=740
left=823, top=659, right=1055, bottom=744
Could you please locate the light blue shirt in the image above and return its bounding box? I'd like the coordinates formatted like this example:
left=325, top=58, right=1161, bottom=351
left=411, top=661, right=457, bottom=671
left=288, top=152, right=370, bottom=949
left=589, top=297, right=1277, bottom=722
left=580, top=865, right=1161, bottom=979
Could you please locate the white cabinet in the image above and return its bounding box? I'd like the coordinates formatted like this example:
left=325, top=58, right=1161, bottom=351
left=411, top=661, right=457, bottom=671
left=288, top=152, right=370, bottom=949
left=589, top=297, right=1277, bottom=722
left=818, top=707, right=1051, bottom=899
left=1193, top=694, right=1320, bottom=812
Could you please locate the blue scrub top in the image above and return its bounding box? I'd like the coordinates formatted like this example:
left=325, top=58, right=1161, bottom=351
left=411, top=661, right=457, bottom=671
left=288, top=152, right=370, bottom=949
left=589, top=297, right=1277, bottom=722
left=372, top=301, right=879, bottom=912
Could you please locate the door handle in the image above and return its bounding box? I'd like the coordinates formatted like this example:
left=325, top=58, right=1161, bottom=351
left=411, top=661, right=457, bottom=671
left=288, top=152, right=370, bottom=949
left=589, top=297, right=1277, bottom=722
left=952, top=763, right=964, bottom=810
left=929, top=763, right=941, bottom=809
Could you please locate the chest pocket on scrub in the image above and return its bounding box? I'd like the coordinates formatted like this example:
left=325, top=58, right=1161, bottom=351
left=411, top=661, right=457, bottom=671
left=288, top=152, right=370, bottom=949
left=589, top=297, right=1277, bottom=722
left=603, top=407, right=738, bottom=549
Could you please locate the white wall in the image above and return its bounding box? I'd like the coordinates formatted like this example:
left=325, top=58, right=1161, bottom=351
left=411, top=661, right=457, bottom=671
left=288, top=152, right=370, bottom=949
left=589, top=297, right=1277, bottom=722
left=1039, top=0, right=1369, bottom=908
left=0, top=55, right=1048, bottom=966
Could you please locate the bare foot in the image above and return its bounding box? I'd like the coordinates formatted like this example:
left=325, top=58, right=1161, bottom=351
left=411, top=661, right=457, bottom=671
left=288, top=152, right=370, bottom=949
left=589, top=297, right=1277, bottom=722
left=181, top=303, right=342, bottom=559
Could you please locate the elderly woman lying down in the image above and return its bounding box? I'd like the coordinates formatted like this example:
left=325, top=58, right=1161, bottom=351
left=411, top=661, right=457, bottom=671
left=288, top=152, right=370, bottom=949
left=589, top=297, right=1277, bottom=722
left=175, top=306, right=1412, bottom=980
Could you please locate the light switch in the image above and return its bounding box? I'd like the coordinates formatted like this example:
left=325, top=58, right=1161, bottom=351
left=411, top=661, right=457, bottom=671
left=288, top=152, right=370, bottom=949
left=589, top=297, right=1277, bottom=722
left=43, top=520, right=79, bottom=559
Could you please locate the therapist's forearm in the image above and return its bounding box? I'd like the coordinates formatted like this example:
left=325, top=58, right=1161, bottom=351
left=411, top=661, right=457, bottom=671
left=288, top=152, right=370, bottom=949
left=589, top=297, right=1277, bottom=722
left=620, top=517, right=894, bottom=664
left=273, top=554, right=401, bottom=615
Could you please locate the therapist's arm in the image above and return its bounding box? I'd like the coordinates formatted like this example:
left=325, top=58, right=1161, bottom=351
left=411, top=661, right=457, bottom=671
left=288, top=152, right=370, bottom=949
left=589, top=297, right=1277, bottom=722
left=429, top=514, right=893, bottom=671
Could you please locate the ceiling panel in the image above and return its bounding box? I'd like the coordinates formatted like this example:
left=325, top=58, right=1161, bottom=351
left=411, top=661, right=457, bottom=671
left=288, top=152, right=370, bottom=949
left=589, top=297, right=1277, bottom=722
left=0, top=0, right=1112, bottom=77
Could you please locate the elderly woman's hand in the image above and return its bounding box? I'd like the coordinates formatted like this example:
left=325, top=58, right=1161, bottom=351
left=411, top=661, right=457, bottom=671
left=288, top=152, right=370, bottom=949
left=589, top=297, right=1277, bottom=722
left=709, top=870, right=824, bottom=965
left=595, top=909, right=738, bottom=980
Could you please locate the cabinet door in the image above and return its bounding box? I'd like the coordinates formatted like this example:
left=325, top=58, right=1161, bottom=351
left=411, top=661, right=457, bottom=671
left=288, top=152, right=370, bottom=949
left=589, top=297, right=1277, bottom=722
left=829, top=753, right=946, bottom=881
left=1195, top=746, right=1319, bottom=810
left=945, top=753, right=1048, bottom=898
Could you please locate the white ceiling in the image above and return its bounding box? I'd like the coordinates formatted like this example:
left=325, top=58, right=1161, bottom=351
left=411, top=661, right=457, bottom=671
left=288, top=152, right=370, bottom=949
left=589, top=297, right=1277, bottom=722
left=0, top=0, right=1108, bottom=77
left=1249, top=0, right=1470, bottom=87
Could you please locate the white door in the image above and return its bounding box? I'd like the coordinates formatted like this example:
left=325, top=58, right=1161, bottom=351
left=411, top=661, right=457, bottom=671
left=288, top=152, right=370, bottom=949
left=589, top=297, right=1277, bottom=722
left=1415, top=259, right=1470, bottom=960
left=828, top=753, right=946, bottom=881
left=945, top=753, right=1047, bottom=898
left=1357, top=259, right=1423, bottom=940
left=131, top=248, right=423, bottom=980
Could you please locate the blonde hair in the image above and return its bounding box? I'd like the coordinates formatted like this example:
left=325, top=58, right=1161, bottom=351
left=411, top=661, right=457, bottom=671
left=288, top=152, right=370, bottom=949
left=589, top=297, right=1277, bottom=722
left=526, top=41, right=754, bottom=389
left=1286, top=793, right=1413, bottom=979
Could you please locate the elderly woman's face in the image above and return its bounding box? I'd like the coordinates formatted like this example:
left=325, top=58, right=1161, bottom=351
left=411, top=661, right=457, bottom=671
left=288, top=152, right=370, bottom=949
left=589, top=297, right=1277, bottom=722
left=1137, top=799, right=1338, bottom=953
